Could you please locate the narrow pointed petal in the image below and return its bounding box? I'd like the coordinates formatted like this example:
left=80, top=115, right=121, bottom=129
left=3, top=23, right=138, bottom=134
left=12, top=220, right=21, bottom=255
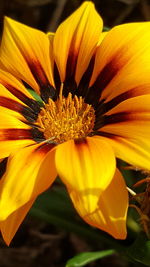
left=53, top=1, right=103, bottom=84
left=0, top=198, right=35, bottom=246
left=0, top=142, right=57, bottom=220
left=0, top=108, right=33, bottom=129
left=97, top=32, right=108, bottom=46
left=0, top=69, right=36, bottom=100
left=55, top=137, right=116, bottom=214
left=0, top=17, right=55, bottom=99
left=96, top=94, right=150, bottom=171
left=0, top=84, right=38, bottom=122
left=69, top=169, right=128, bottom=239
left=0, top=70, right=41, bottom=114
left=75, top=32, right=108, bottom=98
left=101, top=135, right=150, bottom=172
left=0, top=111, right=36, bottom=158
left=102, top=95, right=150, bottom=133
left=88, top=22, right=150, bottom=105
left=100, top=94, right=150, bottom=137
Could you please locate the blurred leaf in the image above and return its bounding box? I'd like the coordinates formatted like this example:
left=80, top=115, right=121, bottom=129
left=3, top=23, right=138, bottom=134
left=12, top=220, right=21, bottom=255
left=103, top=26, right=110, bottom=31
left=127, top=215, right=140, bottom=234
left=127, top=232, right=150, bottom=266
left=30, top=187, right=101, bottom=241
left=33, top=186, right=75, bottom=218
left=30, top=187, right=125, bottom=251
left=65, top=250, right=115, bottom=267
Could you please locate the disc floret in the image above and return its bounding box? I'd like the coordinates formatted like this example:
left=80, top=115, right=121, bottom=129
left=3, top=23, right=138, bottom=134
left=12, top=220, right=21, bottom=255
left=37, top=85, right=95, bottom=143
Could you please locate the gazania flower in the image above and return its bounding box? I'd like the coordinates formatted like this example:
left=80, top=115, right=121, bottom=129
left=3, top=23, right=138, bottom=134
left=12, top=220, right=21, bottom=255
left=0, top=1, right=150, bottom=245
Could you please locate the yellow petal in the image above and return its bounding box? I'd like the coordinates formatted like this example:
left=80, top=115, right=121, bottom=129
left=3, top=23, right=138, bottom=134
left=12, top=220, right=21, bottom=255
left=97, top=32, right=108, bottom=46
left=0, top=142, right=57, bottom=220
left=104, top=94, right=150, bottom=117
left=69, top=168, right=128, bottom=239
left=55, top=136, right=116, bottom=214
left=89, top=22, right=150, bottom=104
left=76, top=31, right=108, bottom=98
left=0, top=17, right=54, bottom=98
left=96, top=94, right=150, bottom=171
left=102, top=135, right=150, bottom=172
left=0, top=70, right=41, bottom=116
left=0, top=110, right=35, bottom=158
left=0, top=69, right=36, bottom=100
left=53, top=1, right=103, bottom=84
left=0, top=198, right=35, bottom=246
left=100, top=95, right=150, bottom=138
left=0, top=84, right=39, bottom=122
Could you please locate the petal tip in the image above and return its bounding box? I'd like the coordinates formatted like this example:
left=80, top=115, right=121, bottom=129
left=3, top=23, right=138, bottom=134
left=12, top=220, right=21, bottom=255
left=112, top=228, right=127, bottom=240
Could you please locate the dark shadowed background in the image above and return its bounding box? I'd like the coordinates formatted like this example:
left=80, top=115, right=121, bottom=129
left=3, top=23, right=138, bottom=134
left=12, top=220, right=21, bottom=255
left=0, top=0, right=150, bottom=34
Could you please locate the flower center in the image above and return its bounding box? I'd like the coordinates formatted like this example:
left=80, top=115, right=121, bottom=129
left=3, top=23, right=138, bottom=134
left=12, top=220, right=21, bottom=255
left=37, top=85, right=95, bottom=143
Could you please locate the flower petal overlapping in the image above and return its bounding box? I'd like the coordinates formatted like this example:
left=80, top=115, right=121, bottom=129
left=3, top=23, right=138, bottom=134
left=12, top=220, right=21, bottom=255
left=0, top=1, right=150, bottom=245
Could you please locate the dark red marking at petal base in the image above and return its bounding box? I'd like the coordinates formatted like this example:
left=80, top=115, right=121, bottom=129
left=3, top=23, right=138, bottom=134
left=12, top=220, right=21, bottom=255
left=8, top=34, right=56, bottom=103
left=54, top=63, right=61, bottom=98
left=85, top=60, right=120, bottom=106
left=94, top=112, right=130, bottom=130
left=1, top=129, right=33, bottom=140
left=103, top=112, right=130, bottom=125
left=0, top=96, right=38, bottom=122
left=92, top=131, right=118, bottom=139
left=33, top=141, right=56, bottom=154
left=31, top=127, right=45, bottom=142
left=0, top=82, right=40, bottom=114
left=63, top=79, right=77, bottom=98
left=85, top=51, right=127, bottom=106
left=74, top=138, right=87, bottom=145
left=63, top=51, right=78, bottom=97
left=66, top=51, right=77, bottom=78
left=1, top=128, right=45, bottom=143
left=104, top=85, right=150, bottom=113
left=95, top=100, right=105, bottom=118
left=27, top=60, right=56, bottom=103
left=76, top=54, right=95, bottom=98
left=0, top=158, right=8, bottom=180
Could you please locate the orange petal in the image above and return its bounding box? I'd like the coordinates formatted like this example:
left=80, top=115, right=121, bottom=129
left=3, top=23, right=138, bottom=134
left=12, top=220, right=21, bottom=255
left=101, top=134, right=150, bottom=172
left=0, top=84, right=39, bottom=122
left=0, top=142, right=57, bottom=220
left=0, top=69, right=36, bottom=99
left=94, top=93, right=150, bottom=172
left=0, top=111, right=35, bottom=158
left=0, top=198, right=35, bottom=246
left=0, top=70, right=41, bottom=114
left=0, top=17, right=55, bottom=100
left=53, top=1, right=103, bottom=84
left=99, top=95, right=150, bottom=137
left=69, top=168, right=128, bottom=239
left=88, top=22, right=150, bottom=105
left=55, top=136, right=115, bottom=214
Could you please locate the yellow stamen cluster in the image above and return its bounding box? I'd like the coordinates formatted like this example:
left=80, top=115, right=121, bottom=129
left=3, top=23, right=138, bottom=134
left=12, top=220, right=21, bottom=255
left=37, top=85, right=95, bottom=143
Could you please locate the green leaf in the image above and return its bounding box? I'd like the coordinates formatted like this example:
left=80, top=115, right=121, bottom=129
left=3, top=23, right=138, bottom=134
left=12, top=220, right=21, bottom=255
left=127, top=232, right=150, bottom=266
left=103, top=26, right=110, bottom=32
left=30, top=188, right=102, bottom=242
left=27, top=88, right=43, bottom=105
left=66, top=250, right=115, bottom=267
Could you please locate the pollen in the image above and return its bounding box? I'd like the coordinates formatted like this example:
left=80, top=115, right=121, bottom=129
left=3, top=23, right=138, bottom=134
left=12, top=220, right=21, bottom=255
left=37, top=84, right=95, bottom=143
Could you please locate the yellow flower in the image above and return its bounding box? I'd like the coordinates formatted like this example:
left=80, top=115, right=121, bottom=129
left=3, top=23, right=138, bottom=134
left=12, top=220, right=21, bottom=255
left=0, top=1, right=150, bottom=245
